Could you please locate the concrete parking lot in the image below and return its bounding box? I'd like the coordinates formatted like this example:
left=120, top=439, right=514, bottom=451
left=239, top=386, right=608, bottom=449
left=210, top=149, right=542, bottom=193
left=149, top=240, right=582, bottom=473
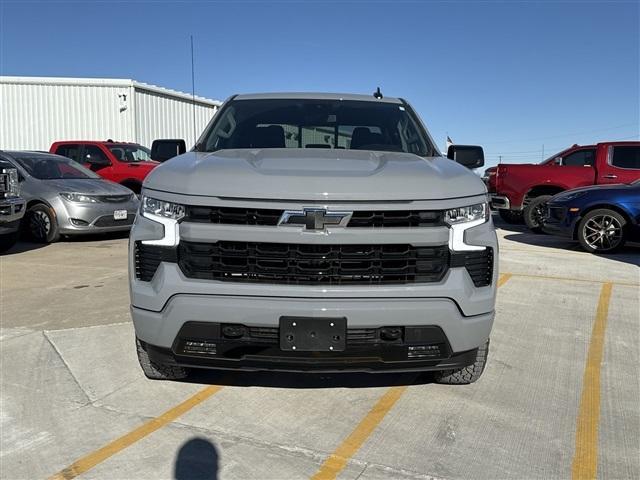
left=1, top=219, right=638, bottom=480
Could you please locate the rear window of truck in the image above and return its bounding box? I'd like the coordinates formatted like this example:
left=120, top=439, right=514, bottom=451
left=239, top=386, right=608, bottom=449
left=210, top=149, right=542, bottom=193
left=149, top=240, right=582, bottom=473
left=611, top=146, right=640, bottom=170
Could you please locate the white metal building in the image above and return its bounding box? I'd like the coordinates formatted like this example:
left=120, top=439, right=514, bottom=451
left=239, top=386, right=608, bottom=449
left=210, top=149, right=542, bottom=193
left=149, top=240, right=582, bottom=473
left=0, top=76, right=222, bottom=151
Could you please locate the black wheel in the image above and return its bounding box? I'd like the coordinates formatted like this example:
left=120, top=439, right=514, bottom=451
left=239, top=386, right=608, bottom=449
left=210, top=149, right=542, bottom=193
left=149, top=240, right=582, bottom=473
left=0, top=232, right=19, bottom=253
left=27, top=203, right=60, bottom=243
left=577, top=209, right=627, bottom=253
left=498, top=209, right=524, bottom=224
left=524, top=195, right=552, bottom=233
left=434, top=339, right=489, bottom=385
left=136, top=337, right=189, bottom=380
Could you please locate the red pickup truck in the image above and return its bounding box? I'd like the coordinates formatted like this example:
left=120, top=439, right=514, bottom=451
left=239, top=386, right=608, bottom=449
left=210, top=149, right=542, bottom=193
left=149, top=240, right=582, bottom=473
left=50, top=141, right=159, bottom=194
left=487, top=141, right=640, bottom=231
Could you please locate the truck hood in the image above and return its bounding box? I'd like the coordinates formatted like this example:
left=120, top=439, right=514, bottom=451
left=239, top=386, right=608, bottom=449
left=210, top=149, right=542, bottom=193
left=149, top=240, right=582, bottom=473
left=144, top=149, right=487, bottom=201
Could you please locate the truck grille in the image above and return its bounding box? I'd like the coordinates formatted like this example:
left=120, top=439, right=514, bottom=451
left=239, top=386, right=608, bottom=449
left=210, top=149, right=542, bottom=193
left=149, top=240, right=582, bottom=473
left=134, top=243, right=493, bottom=287
left=450, top=248, right=493, bottom=287
left=177, top=241, right=449, bottom=285
left=185, top=206, right=443, bottom=227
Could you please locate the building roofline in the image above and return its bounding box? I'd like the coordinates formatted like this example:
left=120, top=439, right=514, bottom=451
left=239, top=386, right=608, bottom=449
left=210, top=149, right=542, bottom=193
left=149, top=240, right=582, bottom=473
left=0, top=75, right=222, bottom=107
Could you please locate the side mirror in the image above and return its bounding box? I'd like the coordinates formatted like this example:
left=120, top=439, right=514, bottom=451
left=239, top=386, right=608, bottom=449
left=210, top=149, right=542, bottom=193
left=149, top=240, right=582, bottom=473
left=151, top=139, right=187, bottom=162
left=447, top=145, right=484, bottom=169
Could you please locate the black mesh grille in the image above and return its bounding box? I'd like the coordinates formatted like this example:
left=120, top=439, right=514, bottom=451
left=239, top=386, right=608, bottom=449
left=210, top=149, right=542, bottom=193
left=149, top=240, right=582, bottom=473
left=185, top=206, right=443, bottom=228
left=450, top=248, right=493, bottom=287
left=177, top=241, right=449, bottom=285
left=134, top=243, right=176, bottom=281
left=348, top=210, right=443, bottom=227
left=94, top=215, right=135, bottom=227
left=134, top=243, right=494, bottom=287
left=186, top=206, right=282, bottom=225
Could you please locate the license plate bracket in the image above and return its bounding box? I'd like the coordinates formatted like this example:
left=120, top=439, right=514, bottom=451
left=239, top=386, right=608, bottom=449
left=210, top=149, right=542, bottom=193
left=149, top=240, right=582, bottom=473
left=279, top=316, right=346, bottom=352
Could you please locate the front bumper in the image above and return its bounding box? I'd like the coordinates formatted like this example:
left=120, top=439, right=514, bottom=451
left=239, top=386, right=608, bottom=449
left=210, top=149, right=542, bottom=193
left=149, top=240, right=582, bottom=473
left=55, top=196, right=139, bottom=234
left=489, top=195, right=512, bottom=210
left=542, top=205, right=579, bottom=238
left=0, top=197, right=26, bottom=227
left=142, top=337, right=480, bottom=373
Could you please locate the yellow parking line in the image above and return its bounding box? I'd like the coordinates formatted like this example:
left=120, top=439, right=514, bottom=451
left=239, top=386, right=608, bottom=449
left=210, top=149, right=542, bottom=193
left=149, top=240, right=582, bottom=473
left=311, top=276, right=513, bottom=480
left=48, top=385, right=223, bottom=480
left=498, top=273, right=512, bottom=287
left=571, top=282, right=613, bottom=480
left=311, top=386, right=407, bottom=480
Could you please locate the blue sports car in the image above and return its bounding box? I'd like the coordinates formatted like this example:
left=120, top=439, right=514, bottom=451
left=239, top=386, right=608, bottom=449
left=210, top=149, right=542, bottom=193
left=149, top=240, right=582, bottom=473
left=543, top=179, right=640, bottom=253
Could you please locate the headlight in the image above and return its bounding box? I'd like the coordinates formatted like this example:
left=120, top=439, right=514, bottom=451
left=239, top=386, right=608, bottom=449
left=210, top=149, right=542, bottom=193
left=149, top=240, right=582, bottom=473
left=445, top=203, right=489, bottom=225
left=1, top=168, right=19, bottom=198
left=141, top=196, right=185, bottom=220
left=60, top=192, right=99, bottom=203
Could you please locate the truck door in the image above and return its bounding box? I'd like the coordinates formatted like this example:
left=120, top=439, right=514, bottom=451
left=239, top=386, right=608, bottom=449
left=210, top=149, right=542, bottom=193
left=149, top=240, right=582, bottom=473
left=598, top=144, right=640, bottom=185
left=557, top=148, right=597, bottom=186
left=81, top=145, right=114, bottom=179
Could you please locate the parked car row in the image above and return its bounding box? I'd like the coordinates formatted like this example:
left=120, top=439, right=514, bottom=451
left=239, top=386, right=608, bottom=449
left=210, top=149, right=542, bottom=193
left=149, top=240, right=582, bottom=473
left=485, top=142, right=640, bottom=253
left=0, top=151, right=139, bottom=246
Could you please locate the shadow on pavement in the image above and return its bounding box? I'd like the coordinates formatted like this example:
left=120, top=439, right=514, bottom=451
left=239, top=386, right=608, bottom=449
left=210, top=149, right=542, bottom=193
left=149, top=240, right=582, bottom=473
left=1, top=240, right=48, bottom=255
left=185, top=368, right=433, bottom=389
left=503, top=230, right=640, bottom=267
left=174, top=437, right=219, bottom=480
left=2, top=230, right=130, bottom=256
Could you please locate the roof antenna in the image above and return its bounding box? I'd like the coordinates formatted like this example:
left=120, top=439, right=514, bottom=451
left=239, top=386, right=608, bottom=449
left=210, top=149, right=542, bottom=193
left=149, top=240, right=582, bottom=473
left=373, top=87, right=383, bottom=99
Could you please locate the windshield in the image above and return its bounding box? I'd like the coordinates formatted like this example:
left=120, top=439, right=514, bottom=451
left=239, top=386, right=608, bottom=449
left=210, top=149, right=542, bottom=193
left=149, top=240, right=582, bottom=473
left=13, top=154, right=100, bottom=180
left=198, top=99, right=438, bottom=156
left=108, top=144, right=152, bottom=162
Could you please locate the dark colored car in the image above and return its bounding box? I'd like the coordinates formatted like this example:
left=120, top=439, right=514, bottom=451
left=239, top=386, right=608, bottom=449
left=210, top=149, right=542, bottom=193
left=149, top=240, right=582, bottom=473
left=0, top=156, right=26, bottom=252
left=50, top=141, right=159, bottom=194
left=543, top=180, right=640, bottom=253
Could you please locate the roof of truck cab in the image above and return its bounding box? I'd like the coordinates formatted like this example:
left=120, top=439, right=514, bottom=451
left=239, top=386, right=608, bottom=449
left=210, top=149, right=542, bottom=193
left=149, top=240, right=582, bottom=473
left=233, top=92, right=403, bottom=104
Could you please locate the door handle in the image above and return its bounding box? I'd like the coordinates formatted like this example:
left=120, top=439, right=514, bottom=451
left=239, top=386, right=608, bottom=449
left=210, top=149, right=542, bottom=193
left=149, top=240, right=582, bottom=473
left=603, top=174, right=617, bottom=179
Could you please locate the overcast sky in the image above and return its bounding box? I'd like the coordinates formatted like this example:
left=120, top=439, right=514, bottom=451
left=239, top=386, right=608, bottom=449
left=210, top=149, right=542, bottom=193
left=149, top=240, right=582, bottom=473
left=1, top=0, right=638, bottom=168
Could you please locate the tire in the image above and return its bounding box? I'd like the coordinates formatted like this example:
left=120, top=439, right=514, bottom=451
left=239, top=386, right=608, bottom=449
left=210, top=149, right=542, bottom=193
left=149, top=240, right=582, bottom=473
left=0, top=232, right=19, bottom=253
left=577, top=208, right=627, bottom=253
left=27, top=203, right=60, bottom=243
left=434, top=339, right=489, bottom=385
left=498, top=209, right=524, bottom=224
left=136, top=337, right=189, bottom=380
left=524, top=195, right=552, bottom=233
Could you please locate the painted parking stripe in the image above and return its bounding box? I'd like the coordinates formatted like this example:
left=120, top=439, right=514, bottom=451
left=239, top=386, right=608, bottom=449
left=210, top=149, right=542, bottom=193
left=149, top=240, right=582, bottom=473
left=311, top=386, right=408, bottom=480
left=311, top=274, right=513, bottom=479
left=571, top=282, right=613, bottom=480
left=48, top=385, right=223, bottom=480
left=498, top=273, right=512, bottom=287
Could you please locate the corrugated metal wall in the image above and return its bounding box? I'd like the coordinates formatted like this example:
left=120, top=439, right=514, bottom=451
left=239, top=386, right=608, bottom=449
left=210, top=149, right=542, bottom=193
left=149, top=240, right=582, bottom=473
left=0, top=81, right=134, bottom=150
left=134, top=87, right=217, bottom=148
left=0, top=78, right=220, bottom=151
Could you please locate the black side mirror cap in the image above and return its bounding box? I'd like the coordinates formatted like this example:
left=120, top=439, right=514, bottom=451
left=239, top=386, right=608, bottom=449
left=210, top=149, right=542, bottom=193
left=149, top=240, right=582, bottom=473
left=447, top=145, right=485, bottom=169
left=151, top=139, right=187, bottom=162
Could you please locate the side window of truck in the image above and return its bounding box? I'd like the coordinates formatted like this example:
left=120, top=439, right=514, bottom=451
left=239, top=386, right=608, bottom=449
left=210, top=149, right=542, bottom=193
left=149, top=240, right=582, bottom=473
left=55, top=144, right=82, bottom=162
left=562, top=149, right=595, bottom=166
left=83, top=145, right=111, bottom=165
left=611, top=146, right=640, bottom=170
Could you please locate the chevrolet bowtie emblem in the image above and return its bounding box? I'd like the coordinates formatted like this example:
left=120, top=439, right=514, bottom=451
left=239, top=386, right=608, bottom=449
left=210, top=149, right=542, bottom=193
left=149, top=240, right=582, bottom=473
left=278, top=209, right=353, bottom=230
